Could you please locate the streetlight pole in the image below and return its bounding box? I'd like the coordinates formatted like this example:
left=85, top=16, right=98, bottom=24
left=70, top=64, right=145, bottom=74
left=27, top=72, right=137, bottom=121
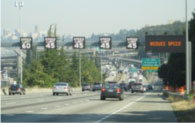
left=15, top=1, right=24, bottom=84
left=100, top=50, right=103, bottom=84
left=185, top=0, right=190, bottom=95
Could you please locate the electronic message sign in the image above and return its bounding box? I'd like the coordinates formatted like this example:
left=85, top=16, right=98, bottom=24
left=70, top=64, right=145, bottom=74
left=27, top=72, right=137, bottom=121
left=73, top=37, right=85, bottom=49
left=126, top=37, right=138, bottom=49
left=44, top=37, right=57, bottom=49
left=99, top=37, right=112, bottom=49
left=20, top=37, right=33, bottom=49
left=145, top=35, right=185, bottom=53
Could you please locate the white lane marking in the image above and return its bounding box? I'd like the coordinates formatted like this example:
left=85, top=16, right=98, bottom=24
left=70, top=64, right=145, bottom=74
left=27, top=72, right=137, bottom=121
left=41, top=107, right=48, bottom=110
left=64, top=104, right=69, bottom=106
left=6, top=102, right=16, bottom=105
left=26, top=110, right=34, bottom=113
left=95, top=94, right=147, bottom=123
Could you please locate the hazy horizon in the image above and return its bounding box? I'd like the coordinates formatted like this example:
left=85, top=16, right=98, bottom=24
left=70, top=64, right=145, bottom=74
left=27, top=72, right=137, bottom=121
left=1, top=0, right=195, bottom=37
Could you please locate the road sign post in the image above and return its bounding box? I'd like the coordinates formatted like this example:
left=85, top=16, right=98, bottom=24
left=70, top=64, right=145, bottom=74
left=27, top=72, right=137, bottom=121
left=185, top=0, right=190, bottom=95
left=20, top=37, right=32, bottom=84
left=99, top=37, right=111, bottom=83
left=73, top=37, right=85, bottom=87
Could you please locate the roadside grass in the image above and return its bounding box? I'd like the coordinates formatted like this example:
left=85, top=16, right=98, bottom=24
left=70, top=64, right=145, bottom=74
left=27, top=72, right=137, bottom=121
left=168, top=94, right=195, bottom=122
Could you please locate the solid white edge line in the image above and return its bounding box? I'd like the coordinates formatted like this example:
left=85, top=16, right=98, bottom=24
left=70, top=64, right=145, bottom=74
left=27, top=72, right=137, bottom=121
left=95, top=94, right=147, bottom=123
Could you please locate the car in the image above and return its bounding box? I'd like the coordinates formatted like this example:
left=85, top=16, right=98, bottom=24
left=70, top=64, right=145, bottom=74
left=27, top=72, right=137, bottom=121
left=143, top=85, right=149, bottom=91
left=128, top=81, right=136, bottom=90
left=92, top=82, right=101, bottom=91
left=131, top=83, right=145, bottom=93
left=52, top=82, right=72, bottom=96
left=82, top=83, right=92, bottom=91
left=9, top=83, right=25, bottom=95
left=148, top=85, right=153, bottom=90
left=120, top=82, right=128, bottom=91
left=101, top=82, right=124, bottom=101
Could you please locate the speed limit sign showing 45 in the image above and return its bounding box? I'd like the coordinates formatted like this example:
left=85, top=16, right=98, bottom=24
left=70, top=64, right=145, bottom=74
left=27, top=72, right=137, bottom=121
left=44, top=37, right=57, bottom=49
left=20, top=37, right=33, bottom=49
left=126, top=37, right=138, bottom=49
left=73, top=37, right=85, bottom=49
left=99, top=37, right=112, bottom=49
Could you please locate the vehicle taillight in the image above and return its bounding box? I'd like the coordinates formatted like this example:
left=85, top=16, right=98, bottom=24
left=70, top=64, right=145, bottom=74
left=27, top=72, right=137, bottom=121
left=102, top=88, right=105, bottom=92
left=64, top=87, right=67, bottom=90
left=18, top=88, right=21, bottom=91
left=117, top=88, right=120, bottom=92
left=53, top=86, right=56, bottom=89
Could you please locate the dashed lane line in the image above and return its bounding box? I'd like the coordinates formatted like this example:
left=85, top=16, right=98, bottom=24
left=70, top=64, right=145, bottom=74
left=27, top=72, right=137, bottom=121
left=26, top=110, right=34, bottom=113
left=95, top=93, right=147, bottom=123
left=41, top=107, right=48, bottom=110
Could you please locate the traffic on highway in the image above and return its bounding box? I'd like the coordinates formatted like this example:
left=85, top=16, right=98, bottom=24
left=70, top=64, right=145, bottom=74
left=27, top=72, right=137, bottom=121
left=1, top=0, right=195, bottom=122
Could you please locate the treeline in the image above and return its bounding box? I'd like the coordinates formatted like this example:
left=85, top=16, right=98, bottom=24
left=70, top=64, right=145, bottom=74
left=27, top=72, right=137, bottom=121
left=87, top=21, right=185, bottom=58
left=158, top=11, right=195, bottom=88
left=88, top=21, right=185, bottom=42
left=23, top=25, right=101, bottom=87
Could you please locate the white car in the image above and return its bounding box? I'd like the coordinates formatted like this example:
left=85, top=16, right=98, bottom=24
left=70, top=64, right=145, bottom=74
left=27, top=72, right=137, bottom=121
left=52, top=82, right=72, bottom=96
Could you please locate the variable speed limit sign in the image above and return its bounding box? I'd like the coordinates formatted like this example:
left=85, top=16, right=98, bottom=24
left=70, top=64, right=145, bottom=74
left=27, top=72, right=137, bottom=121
left=73, top=37, right=85, bottom=49
left=126, top=37, right=138, bottom=49
left=99, top=37, right=112, bottom=49
left=44, top=37, right=57, bottom=49
left=20, top=37, right=33, bottom=49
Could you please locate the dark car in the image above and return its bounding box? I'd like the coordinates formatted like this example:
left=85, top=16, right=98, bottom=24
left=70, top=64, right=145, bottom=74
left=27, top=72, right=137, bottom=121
left=92, top=82, right=101, bottom=91
left=148, top=85, right=153, bottom=90
left=82, top=83, right=92, bottom=91
left=128, top=81, right=136, bottom=90
left=9, top=84, right=25, bottom=95
left=101, top=82, right=124, bottom=101
left=120, top=82, right=128, bottom=91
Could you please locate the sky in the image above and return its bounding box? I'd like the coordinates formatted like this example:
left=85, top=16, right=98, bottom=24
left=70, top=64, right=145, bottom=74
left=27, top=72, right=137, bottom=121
left=1, top=0, right=195, bottom=37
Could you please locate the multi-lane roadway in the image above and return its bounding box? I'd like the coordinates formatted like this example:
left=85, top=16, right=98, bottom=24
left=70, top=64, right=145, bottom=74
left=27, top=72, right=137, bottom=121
left=1, top=89, right=177, bottom=122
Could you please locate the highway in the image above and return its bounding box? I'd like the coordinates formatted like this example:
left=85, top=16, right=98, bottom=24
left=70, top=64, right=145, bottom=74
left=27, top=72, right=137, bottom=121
left=1, top=90, right=177, bottom=122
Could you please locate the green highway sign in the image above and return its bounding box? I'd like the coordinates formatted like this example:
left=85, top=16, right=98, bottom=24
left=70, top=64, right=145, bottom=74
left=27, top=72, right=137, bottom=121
left=142, top=58, right=160, bottom=66
left=141, top=58, right=161, bottom=72
left=129, top=67, right=139, bottom=73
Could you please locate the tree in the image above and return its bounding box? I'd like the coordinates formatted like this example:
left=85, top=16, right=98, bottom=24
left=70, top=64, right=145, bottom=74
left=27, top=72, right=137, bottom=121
left=158, top=64, right=169, bottom=85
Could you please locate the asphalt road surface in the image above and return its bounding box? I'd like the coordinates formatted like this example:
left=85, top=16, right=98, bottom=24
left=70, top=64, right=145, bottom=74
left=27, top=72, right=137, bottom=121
left=1, top=90, right=177, bottom=122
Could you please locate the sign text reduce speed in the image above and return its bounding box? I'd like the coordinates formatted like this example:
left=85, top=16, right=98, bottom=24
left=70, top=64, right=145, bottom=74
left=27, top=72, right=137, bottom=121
left=145, top=35, right=185, bottom=53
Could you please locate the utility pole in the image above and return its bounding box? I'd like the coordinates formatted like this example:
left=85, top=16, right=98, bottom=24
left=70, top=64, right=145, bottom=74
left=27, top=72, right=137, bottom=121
left=100, top=50, right=103, bottom=84
left=79, top=50, right=82, bottom=87
left=15, top=1, right=24, bottom=84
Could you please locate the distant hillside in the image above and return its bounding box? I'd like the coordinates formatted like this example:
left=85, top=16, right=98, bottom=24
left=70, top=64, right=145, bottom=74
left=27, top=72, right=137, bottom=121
left=87, top=21, right=185, bottom=43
